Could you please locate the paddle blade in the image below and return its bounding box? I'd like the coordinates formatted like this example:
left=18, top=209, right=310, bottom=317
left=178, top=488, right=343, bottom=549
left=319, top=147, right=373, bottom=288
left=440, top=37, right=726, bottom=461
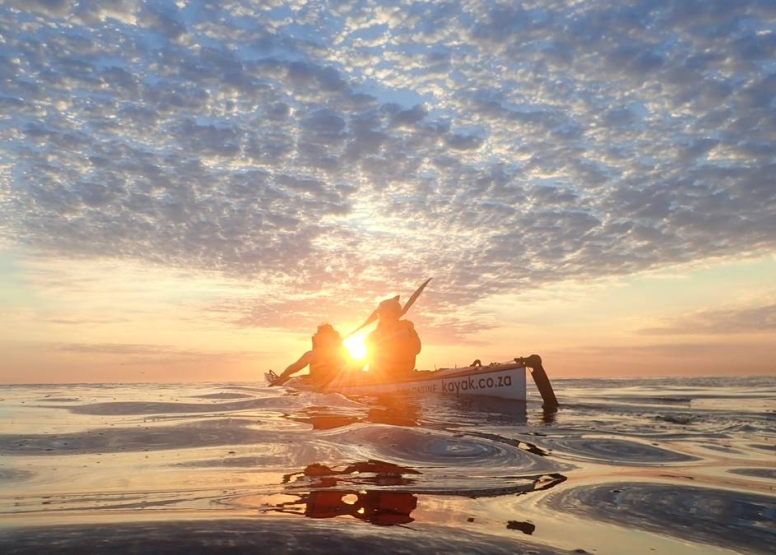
left=401, top=277, right=432, bottom=316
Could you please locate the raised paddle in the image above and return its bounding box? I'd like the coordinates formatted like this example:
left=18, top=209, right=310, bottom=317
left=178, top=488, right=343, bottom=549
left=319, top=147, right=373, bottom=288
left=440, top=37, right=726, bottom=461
left=344, top=278, right=432, bottom=339
left=343, top=308, right=380, bottom=340
left=399, top=277, right=432, bottom=318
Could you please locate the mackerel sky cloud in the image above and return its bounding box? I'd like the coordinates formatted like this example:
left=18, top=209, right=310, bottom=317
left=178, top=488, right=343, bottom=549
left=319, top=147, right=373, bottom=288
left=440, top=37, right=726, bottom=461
left=1, top=0, right=774, bottom=380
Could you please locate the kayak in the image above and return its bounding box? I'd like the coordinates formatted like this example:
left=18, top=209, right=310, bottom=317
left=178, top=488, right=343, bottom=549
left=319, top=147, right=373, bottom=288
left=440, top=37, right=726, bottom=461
left=266, top=355, right=558, bottom=405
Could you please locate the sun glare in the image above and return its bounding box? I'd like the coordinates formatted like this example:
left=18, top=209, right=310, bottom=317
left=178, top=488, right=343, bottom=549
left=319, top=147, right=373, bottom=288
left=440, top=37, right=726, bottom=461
left=343, top=335, right=368, bottom=361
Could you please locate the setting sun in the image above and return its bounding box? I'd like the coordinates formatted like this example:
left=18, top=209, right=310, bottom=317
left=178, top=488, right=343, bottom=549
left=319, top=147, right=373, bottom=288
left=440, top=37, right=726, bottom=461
left=343, top=335, right=368, bottom=361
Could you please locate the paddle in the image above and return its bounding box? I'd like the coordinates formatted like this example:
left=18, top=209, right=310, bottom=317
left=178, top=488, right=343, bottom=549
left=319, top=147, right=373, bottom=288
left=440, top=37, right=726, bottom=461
left=344, top=278, right=432, bottom=339
left=399, top=277, right=432, bottom=318
left=268, top=351, right=313, bottom=387
left=343, top=308, right=380, bottom=340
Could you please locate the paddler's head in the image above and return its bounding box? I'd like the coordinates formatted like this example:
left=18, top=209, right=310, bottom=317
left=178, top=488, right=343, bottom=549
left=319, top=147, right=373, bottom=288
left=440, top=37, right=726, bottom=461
left=376, top=296, right=402, bottom=321
left=312, top=323, right=341, bottom=348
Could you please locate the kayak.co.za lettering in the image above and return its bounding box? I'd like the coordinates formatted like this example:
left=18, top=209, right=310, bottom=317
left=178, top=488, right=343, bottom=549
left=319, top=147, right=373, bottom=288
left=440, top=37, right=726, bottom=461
left=393, top=374, right=514, bottom=395
left=441, top=374, right=513, bottom=393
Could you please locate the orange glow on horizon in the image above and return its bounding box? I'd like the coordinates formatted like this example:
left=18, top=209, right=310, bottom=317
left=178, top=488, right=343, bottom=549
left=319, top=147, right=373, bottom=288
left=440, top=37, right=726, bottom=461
left=0, top=251, right=774, bottom=383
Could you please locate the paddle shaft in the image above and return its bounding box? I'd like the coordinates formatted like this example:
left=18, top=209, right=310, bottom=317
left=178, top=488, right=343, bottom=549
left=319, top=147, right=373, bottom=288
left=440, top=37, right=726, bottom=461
left=345, top=278, right=431, bottom=339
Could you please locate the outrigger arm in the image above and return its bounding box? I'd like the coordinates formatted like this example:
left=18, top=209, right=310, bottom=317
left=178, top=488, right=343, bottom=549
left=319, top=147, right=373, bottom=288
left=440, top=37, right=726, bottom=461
left=516, top=354, right=559, bottom=411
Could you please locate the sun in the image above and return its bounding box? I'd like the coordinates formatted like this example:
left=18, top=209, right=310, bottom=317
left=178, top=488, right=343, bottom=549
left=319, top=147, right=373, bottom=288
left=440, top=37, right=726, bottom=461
left=343, top=335, right=368, bottom=361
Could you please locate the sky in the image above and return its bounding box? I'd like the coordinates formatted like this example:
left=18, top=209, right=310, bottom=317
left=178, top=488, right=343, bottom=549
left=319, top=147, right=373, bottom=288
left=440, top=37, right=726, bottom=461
left=1, top=0, right=775, bottom=384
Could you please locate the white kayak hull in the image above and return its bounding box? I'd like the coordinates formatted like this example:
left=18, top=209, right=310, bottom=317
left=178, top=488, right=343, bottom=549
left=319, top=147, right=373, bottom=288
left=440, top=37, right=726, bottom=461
left=273, top=361, right=528, bottom=401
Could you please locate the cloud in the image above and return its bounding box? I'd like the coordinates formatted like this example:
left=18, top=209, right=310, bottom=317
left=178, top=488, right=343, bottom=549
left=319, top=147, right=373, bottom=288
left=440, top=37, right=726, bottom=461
left=639, top=304, right=776, bottom=335
left=1, top=0, right=775, bottom=330
left=49, top=341, right=266, bottom=366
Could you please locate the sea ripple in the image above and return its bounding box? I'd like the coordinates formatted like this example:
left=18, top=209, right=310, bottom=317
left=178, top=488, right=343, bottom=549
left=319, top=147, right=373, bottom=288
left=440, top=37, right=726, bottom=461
left=544, top=482, right=776, bottom=555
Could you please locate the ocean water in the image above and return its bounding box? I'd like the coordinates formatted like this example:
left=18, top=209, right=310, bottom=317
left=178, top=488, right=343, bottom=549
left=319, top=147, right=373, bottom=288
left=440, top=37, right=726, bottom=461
left=0, top=375, right=774, bottom=554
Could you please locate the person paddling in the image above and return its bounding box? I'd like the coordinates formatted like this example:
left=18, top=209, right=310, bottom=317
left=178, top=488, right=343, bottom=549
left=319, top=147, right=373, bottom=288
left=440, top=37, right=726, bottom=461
left=269, top=279, right=431, bottom=387
left=271, top=324, right=349, bottom=386
left=365, top=296, right=421, bottom=380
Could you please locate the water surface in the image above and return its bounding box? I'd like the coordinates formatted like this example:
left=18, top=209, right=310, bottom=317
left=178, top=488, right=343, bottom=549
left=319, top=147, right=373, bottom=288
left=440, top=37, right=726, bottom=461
left=0, top=376, right=774, bottom=554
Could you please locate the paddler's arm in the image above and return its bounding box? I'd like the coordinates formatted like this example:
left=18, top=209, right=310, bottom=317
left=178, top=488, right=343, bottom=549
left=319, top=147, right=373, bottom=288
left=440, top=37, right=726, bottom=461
left=271, top=350, right=313, bottom=386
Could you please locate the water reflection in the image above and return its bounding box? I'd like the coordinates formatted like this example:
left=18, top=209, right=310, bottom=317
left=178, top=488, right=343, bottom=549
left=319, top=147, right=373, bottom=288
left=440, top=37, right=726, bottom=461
left=282, top=394, right=541, bottom=432
left=287, top=408, right=361, bottom=430
left=261, top=461, right=568, bottom=528
left=268, top=461, right=421, bottom=526
left=506, top=520, right=536, bottom=535
left=286, top=397, right=422, bottom=430
left=438, top=394, right=554, bottom=425
left=366, top=396, right=422, bottom=427
left=463, top=431, right=551, bottom=457
left=270, top=490, right=418, bottom=526
left=283, top=460, right=421, bottom=488
left=539, top=406, right=557, bottom=424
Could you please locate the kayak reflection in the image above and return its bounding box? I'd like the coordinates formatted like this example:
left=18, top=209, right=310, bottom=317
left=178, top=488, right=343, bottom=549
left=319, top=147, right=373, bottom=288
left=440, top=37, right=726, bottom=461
left=283, top=460, right=421, bottom=488
left=265, top=461, right=567, bottom=528
left=366, top=395, right=422, bottom=427
left=269, top=461, right=421, bottom=526
left=286, top=394, right=535, bottom=431
left=286, top=398, right=422, bottom=430
left=281, top=489, right=418, bottom=526
left=287, top=408, right=361, bottom=430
